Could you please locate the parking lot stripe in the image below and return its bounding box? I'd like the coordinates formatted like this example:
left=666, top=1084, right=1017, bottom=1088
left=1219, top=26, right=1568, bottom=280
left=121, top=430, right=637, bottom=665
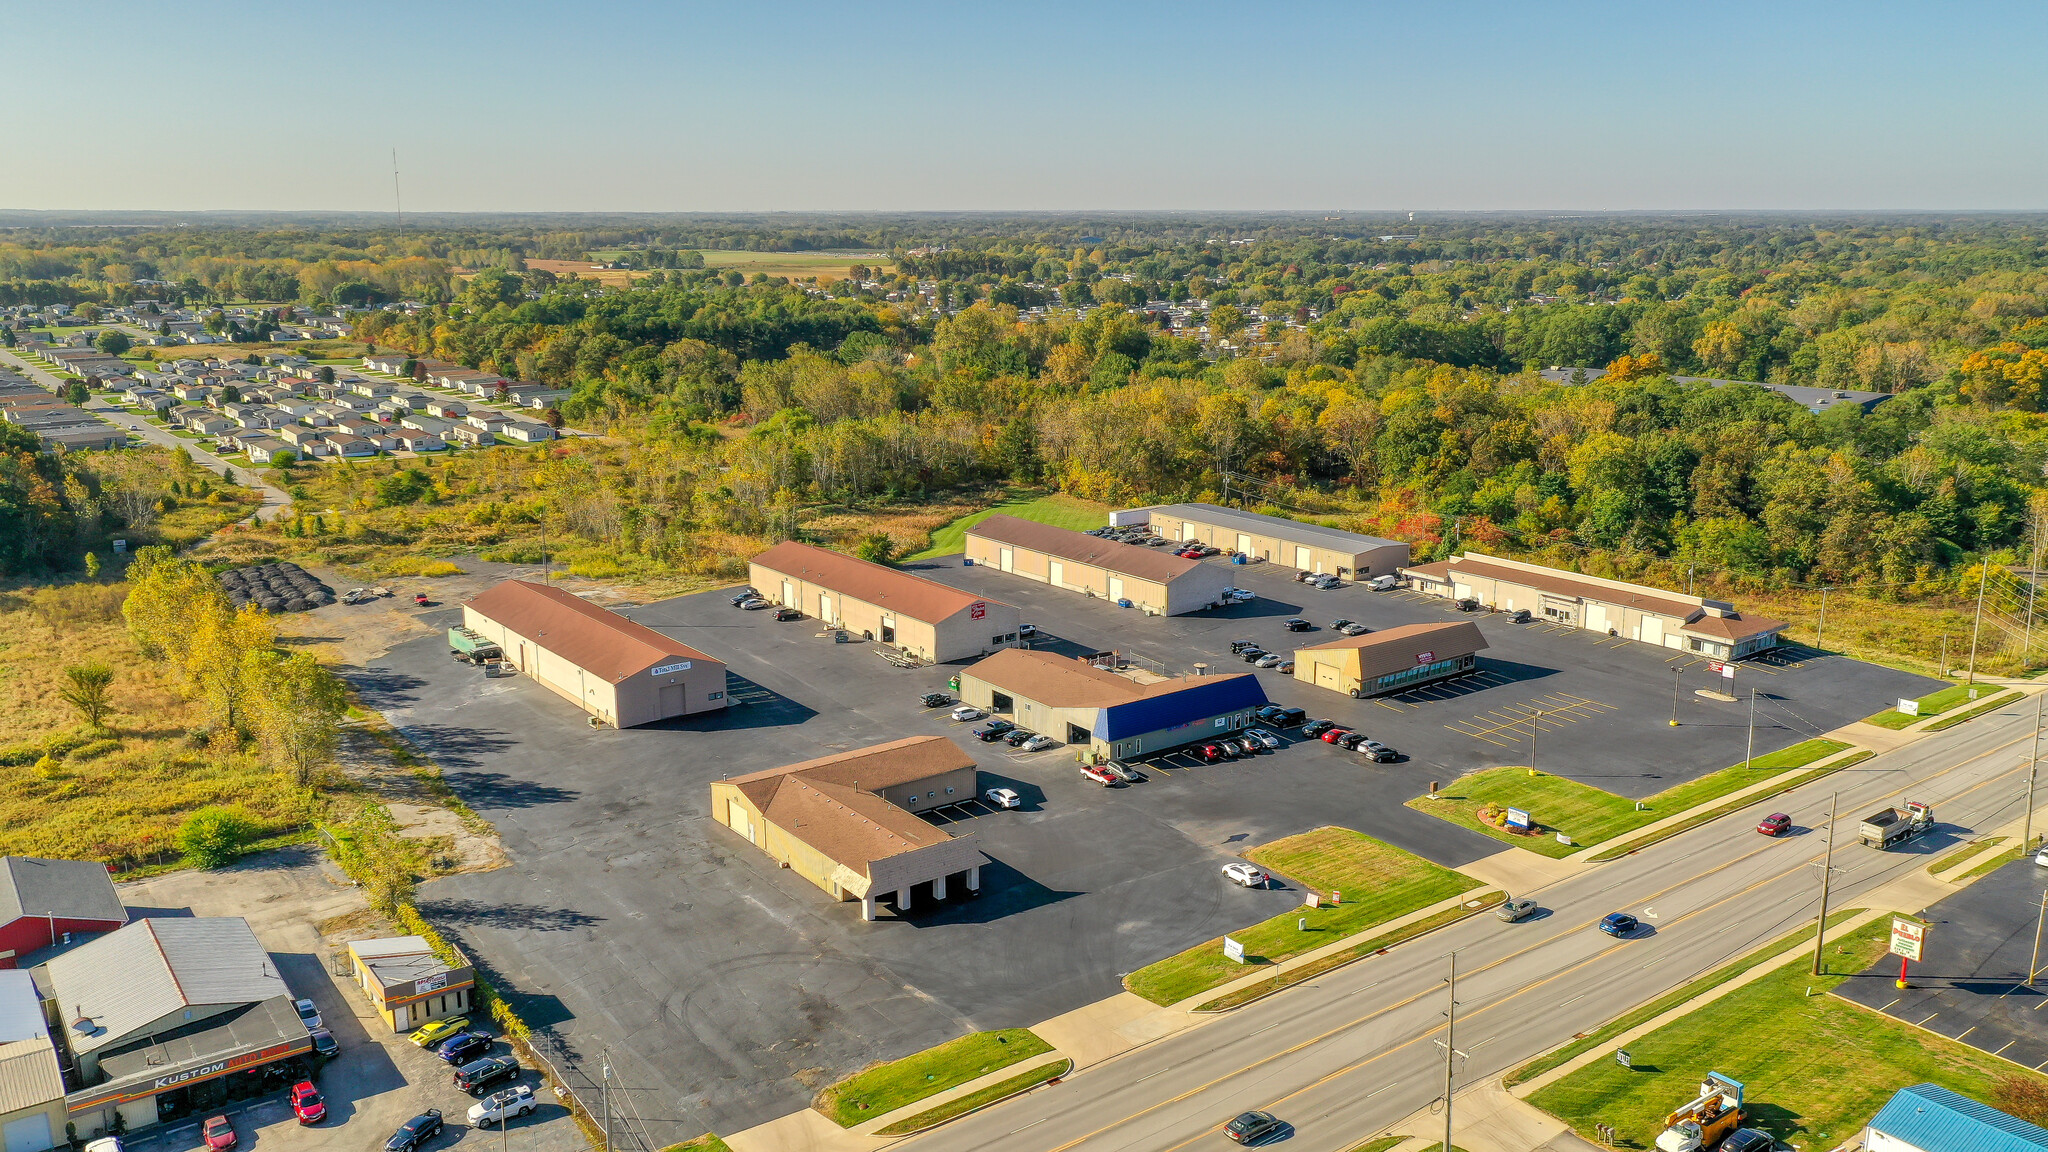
left=1916, top=1011, right=1941, bottom=1026
left=1997, top=1040, right=2018, bottom=1056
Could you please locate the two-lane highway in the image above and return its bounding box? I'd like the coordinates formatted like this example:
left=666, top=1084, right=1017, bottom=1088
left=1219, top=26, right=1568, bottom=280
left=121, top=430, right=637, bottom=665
left=903, top=695, right=2041, bottom=1152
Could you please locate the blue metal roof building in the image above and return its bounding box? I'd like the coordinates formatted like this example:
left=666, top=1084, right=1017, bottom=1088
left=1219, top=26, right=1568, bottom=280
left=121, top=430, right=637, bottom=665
left=1866, top=1083, right=2048, bottom=1152
left=958, top=649, right=1270, bottom=760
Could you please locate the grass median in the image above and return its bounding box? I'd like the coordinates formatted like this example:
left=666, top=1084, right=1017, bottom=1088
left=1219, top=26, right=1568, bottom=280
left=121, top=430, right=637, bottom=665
left=1125, top=827, right=1479, bottom=1006
left=873, top=1059, right=1071, bottom=1136
left=660, top=1136, right=732, bottom=1152
left=1924, top=690, right=2023, bottom=731
left=1195, top=891, right=1503, bottom=1012
left=1408, top=738, right=1851, bottom=858
left=813, top=1028, right=1051, bottom=1127
left=1527, top=919, right=2040, bottom=1150
left=1861, top=682, right=1974, bottom=728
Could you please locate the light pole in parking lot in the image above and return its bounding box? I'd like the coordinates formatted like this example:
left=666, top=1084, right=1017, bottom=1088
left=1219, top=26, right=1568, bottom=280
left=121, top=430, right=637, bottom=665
left=1669, top=668, right=1683, bottom=726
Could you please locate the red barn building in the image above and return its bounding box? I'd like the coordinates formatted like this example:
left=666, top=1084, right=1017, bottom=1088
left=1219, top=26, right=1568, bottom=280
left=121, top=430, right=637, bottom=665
left=0, top=857, right=126, bottom=968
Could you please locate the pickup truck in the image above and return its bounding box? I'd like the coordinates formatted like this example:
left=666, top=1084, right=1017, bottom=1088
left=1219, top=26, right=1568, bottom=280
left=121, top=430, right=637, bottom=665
left=448, top=627, right=505, bottom=665
left=1860, top=801, right=1933, bottom=849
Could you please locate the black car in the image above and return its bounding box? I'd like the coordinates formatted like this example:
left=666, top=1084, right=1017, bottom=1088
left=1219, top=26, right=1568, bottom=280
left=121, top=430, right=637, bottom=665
left=1335, top=731, right=1369, bottom=750
left=1456, top=597, right=1481, bottom=612
left=308, top=1028, right=339, bottom=1059
left=1254, top=705, right=1288, bottom=724
left=386, top=1110, right=444, bottom=1152
left=454, top=1054, right=521, bottom=1095
left=1719, top=1131, right=1774, bottom=1152
left=1229, top=639, right=1260, bottom=653
left=1239, top=648, right=1266, bottom=662
left=920, top=692, right=952, bottom=708
left=1282, top=618, right=1311, bottom=632
left=1328, top=618, right=1355, bottom=631
left=971, top=722, right=1013, bottom=742
left=1301, top=718, right=1337, bottom=738
left=1271, top=707, right=1308, bottom=728
left=436, top=1031, right=492, bottom=1065
left=1003, top=728, right=1036, bottom=747
left=1224, top=1110, right=1283, bottom=1144
left=773, top=607, right=802, bottom=621
left=729, top=588, right=758, bottom=607
left=1507, top=608, right=1531, bottom=623
left=1357, top=739, right=1398, bottom=762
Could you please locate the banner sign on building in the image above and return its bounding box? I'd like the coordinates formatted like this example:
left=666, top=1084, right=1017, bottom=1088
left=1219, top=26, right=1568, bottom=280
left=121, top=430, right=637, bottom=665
left=1416, top=651, right=1435, bottom=663
left=650, top=661, right=693, bottom=676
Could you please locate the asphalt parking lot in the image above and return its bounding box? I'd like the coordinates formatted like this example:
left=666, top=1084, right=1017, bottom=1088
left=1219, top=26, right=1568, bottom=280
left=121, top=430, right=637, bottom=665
left=347, top=550, right=1936, bottom=1144
left=1836, top=856, right=2048, bottom=1072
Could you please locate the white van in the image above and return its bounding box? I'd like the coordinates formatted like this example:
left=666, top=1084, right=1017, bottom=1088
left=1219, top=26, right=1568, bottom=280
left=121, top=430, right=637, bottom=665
left=1367, top=574, right=1400, bottom=591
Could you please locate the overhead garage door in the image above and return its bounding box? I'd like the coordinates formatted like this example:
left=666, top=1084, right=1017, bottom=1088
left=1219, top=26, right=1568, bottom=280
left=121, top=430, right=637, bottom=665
left=1641, top=616, right=1664, bottom=646
left=1181, top=523, right=1197, bottom=540
left=1294, top=546, right=1312, bottom=571
left=1236, top=533, right=1253, bottom=555
left=1049, top=560, right=1065, bottom=587
left=1316, top=661, right=1341, bottom=691
left=7, top=1115, right=50, bottom=1152
left=999, top=547, right=1014, bottom=573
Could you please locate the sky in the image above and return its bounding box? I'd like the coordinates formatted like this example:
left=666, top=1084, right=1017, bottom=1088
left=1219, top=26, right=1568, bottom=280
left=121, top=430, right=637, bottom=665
left=4, top=0, right=2043, bottom=213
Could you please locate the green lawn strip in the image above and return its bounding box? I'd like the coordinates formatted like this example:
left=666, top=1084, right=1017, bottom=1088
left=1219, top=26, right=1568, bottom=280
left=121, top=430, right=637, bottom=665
left=1924, top=691, right=2024, bottom=731
left=904, top=491, right=1111, bottom=560
left=1124, top=828, right=1480, bottom=1007
left=1505, top=908, right=1867, bottom=1087
left=814, top=1029, right=1051, bottom=1127
left=1526, top=918, right=2036, bottom=1150
left=1344, top=1140, right=1412, bottom=1152
left=1930, top=836, right=2010, bottom=877
left=1862, top=682, right=1976, bottom=728
left=872, top=1059, right=1072, bottom=1136
left=1585, top=752, right=1874, bottom=862
left=1410, top=739, right=1850, bottom=858
left=1194, top=892, right=1505, bottom=1012
left=1959, top=845, right=2026, bottom=882
left=659, top=1136, right=732, bottom=1152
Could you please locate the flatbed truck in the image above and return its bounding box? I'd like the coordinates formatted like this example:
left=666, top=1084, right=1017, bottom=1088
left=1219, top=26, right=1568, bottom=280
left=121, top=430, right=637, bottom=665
left=1860, top=801, right=1933, bottom=849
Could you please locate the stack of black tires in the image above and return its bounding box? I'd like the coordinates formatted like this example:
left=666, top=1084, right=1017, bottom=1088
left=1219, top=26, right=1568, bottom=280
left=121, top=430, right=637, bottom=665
left=218, top=562, right=335, bottom=613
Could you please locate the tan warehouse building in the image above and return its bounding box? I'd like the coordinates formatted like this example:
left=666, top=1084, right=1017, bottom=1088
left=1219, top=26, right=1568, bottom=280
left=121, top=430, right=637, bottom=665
left=958, top=649, right=1270, bottom=760
left=963, top=514, right=1234, bottom=615
left=1400, top=553, right=1788, bottom=660
left=750, top=541, right=1022, bottom=662
left=1119, top=503, right=1411, bottom=579
left=463, top=579, right=729, bottom=727
left=1294, top=621, right=1488, bottom=698
left=711, top=737, right=989, bottom=921
left=346, top=936, right=475, bottom=1033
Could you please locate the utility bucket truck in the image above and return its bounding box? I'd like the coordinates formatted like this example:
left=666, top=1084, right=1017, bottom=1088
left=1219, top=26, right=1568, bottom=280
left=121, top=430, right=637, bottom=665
left=1655, top=1072, right=1745, bottom=1152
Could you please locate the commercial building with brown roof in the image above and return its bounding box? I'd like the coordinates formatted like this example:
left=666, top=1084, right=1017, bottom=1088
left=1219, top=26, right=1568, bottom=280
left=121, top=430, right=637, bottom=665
left=1294, top=621, right=1488, bottom=698
left=958, top=649, right=1270, bottom=759
left=709, top=737, right=987, bottom=921
left=1117, top=503, right=1411, bottom=579
left=963, top=514, right=1234, bottom=615
left=462, top=579, right=728, bottom=727
left=749, top=542, right=1021, bottom=662
left=1399, top=553, right=1787, bottom=660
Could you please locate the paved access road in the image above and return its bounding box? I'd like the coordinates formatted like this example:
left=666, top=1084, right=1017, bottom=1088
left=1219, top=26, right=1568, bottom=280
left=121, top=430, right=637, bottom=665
left=900, top=696, right=2042, bottom=1152
left=0, top=347, right=291, bottom=521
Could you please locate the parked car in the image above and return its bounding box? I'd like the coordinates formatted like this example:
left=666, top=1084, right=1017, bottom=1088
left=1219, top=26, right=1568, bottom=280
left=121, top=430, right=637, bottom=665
left=409, top=1017, right=469, bottom=1048
left=1334, top=731, right=1369, bottom=750
left=1719, top=1130, right=1775, bottom=1152
left=1081, top=764, right=1119, bottom=786
left=1002, top=728, right=1037, bottom=747
left=1103, top=760, right=1145, bottom=783
left=951, top=705, right=986, bottom=721
left=773, top=607, right=802, bottom=621
left=984, top=787, right=1022, bottom=809
left=1245, top=728, right=1281, bottom=749
left=1021, top=734, right=1057, bottom=752
left=1178, top=548, right=1204, bottom=559
left=1367, top=574, right=1400, bottom=591
left=1506, top=608, right=1531, bottom=623
left=454, top=1055, right=520, bottom=1095
left=1198, top=742, right=1235, bottom=762
left=202, top=1116, right=236, bottom=1151
left=1358, top=739, right=1398, bottom=762
left=1319, top=727, right=1353, bottom=744
left=740, top=597, right=771, bottom=610
left=293, top=998, right=322, bottom=1030
left=1338, top=622, right=1370, bottom=636
left=1311, top=576, right=1342, bottom=589
left=728, top=588, right=758, bottom=606
left=1328, top=618, right=1355, bottom=631
left=1599, top=912, right=1641, bottom=937
left=1295, top=571, right=1317, bottom=583
left=1254, top=653, right=1284, bottom=668
left=1227, top=735, right=1260, bottom=755
left=436, top=1031, right=493, bottom=1065
left=1757, top=812, right=1792, bottom=836
left=1496, top=898, right=1539, bottom=922
left=1239, top=648, right=1267, bottom=663
left=920, top=692, right=952, bottom=708
left=1221, top=862, right=1268, bottom=888
left=1019, top=623, right=1038, bottom=637
left=1276, top=660, right=1295, bottom=674
left=1224, top=1110, right=1284, bottom=1144
left=308, top=1029, right=338, bottom=1059
left=1282, top=618, right=1312, bottom=631
left=468, top=1084, right=538, bottom=1128
left=1230, top=639, right=1260, bottom=653
left=386, top=1110, right=444, bottom=1152
left=972, top=720, right=1016, bottom=741
left=1455, top=597, right=1481, bottom=612
left=1255, top=705, right=1288, bottom=724
left=1301, top=719, right=1337, bottom=738
left=1271, top=707, right=1308, bottom=728
left=290, top=1081, right=326, bottom=1124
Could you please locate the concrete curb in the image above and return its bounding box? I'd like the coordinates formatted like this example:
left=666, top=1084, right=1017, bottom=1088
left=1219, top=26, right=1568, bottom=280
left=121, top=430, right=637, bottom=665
left=865, top=1058, right=1073, bottom=1140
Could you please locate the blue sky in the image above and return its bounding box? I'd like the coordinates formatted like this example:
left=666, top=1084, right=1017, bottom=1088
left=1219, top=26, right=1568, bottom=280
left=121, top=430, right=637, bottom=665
left=4, top=0, right=2041, bottom=212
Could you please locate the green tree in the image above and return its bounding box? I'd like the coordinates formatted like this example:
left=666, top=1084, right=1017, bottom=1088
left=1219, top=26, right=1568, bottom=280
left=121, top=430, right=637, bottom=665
left=176, top=806, right=256, bottom=869
left=853, top=531, right=896, bottom=564
left=64, top=380, right=88, bottom=405
left=93, top=329, right=132, bottom=355
left=82, top=551, right=100, bottom=579
left=247, top=650, right=346, bottom=786
left=57, top=663, right=115, bottom=730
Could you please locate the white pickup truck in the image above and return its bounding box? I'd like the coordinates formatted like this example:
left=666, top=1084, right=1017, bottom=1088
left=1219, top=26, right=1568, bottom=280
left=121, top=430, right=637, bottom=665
left=467, top=1084, right=537, bottom=1128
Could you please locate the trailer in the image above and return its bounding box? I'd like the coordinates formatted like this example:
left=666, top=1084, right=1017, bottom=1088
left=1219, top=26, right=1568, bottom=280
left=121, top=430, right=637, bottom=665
left=1860, top=801, right=1934, bottom=849
left=448, top=626, right=505, bottom=665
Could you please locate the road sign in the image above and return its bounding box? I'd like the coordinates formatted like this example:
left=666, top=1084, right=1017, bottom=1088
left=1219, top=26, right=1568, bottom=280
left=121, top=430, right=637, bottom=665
left=1890, top=917, right=1926, bottom=961
left=1505, top=807, right=1532, bottom=830
left=1223, top=937, right=1245, bottom=964
left=1616, top=1049, right=1632, bottom=1068
left=1304, top=893, right=1320, bottom=909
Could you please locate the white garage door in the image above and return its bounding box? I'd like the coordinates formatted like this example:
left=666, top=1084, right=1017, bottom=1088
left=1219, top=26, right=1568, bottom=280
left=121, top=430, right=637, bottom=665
left=999, top=547, right=1014, bottom=573
left=1049, top=560, right=1065, bottom=587
left=1641, top=616, right=1664, bottom=646
left=1108, top=576, right=1125, bottom=602
left=1294, top=546, right=1312, bottom=571
left=3, top=1117, right=47, bottom=1152
left=1182, top=523, right=1197, bottom=540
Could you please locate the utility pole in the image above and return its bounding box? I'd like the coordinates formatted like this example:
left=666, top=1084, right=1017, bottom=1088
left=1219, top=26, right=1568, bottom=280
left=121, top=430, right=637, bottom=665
left=600, top=1049, right=612, bottom=1152
left=1530, top=708, right=1540, bottom=775
left=1670, top=667, right=1683, bottom=727
left=540, top=505, right=550, bottom=586
left=1442, top=952, right=1459, bottom=1152
left=2028, top=691, right=2044, bottom=853
left=1745, top=688, right=1757, bottom=771
left=392, top=148, right=403, bottom=235
left=2027, top=511, right=2046, bottom=668
left=1941, top=633, right=1949, bottom=678
left=2033, top=890, right=2048, bottom=986
left=1812, top=791, right=1840, bottom=976
left=1968, top=559, right=1990, bottom=686
left=1815, top=585, right=1830, bottom=651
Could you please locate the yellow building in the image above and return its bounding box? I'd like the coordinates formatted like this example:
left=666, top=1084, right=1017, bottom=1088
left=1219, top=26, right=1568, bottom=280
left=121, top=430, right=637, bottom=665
left=1294, top=621, right=1488, bottom=698
left=963, top=514, right=1233, bottom=615
left=1120, top=503, right=1410, bottom=578
left=749, top=542, right=1021, bottom=662
left=346, top=937, right=476, bottom=1033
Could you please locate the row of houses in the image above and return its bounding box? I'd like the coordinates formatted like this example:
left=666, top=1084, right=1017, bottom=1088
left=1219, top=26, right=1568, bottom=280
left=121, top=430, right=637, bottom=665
left=358, top=354, right=570, bottom=409
left=0, top=374, right=125, bottom=452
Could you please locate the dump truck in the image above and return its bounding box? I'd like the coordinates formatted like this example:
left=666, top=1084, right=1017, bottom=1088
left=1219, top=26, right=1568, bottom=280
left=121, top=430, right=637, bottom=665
left=1655, top=1072, right=1745, bottom=1152
left=447, top=627, right=505, bottom=665
left=1860, top=801, right=1934, bottom=849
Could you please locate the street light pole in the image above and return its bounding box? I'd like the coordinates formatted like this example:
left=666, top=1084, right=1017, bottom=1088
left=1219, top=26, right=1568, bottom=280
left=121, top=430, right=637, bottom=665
left=2033, top=891, right=2048, bottom=986
left=2027, top=691, right=2044, bottom=853
left=1816, top=585, right=1830, bottom=651
left=1745, top=688, right=1757, bottom=771
left=600, top=1049, right=612, bottom=1152
left=1812, top=791, right=1840, bottom=976
left=1670, top=667, right=1683, bottom=727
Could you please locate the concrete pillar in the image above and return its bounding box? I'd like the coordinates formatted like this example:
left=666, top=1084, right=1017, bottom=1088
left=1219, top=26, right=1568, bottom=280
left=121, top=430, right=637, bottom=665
left=897, top=887, right=912, bottom=912
left=933, top=874, right=947, bottom=900
left=967, top=865, right=981, bottom=891
left=861, top=895, right=876, bottom=922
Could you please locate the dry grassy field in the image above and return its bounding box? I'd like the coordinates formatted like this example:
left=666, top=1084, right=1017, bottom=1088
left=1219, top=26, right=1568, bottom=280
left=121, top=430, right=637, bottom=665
left=524, top=258, right=646, bottom=286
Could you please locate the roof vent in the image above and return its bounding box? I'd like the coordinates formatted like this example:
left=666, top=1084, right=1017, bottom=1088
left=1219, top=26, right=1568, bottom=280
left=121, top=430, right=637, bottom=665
left=71, top=1015, right=94, bottom=1033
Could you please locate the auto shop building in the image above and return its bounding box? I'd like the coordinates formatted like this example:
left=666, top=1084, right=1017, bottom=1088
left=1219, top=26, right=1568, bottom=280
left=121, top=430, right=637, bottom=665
left=1294, top=621, right=1489, bottom=698
left=346, top=936, right=475, bottom=1033
left=1118, top=503, right=1411, bottom=579
left=711, top=736, right=989, bottom=921
left=749, top=541, right=1021, bottom=663
left=963, top=514, right=1233, bottom=615
left=463, top=579, right=728, bottom=727
left=1401, top=553, right=1787, bottom=660
left=0, top=856, right=127, bottom=969
left=957, top=648, right=1270, bottom=760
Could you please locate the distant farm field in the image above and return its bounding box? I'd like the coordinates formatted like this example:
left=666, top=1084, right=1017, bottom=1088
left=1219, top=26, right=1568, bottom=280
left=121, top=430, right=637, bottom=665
left=699, top=249, right=894, bottom=281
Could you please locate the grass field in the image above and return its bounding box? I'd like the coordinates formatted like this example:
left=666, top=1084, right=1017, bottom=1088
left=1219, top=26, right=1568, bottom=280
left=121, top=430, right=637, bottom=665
left=1862, top=682, right=1980, bottom=728
left=1528, top=919, right=2037, bottom=1150
left=813, top=1029, right=1051, bottom=1128
left=1125, top=827, right=1479, bottom=1006
left=1408, top=738, right=1852, bottom=858
left=699, top=249, right=894, bottom=282
left=904, top=491, right=1112, bottom=560
left=659, top=1136, right=732, bottom=1152
left=872, top=1059, right=1071, bottom=1136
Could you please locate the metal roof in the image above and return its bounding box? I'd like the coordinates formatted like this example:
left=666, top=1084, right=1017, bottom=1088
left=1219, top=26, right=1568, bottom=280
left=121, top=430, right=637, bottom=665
left=1134, top=504, right=1405, bottom=553
left=965, top=515, right=1201, bottom=584
left=0, top=1037, right=62, bottom=1115
left=752, top=541, right=1011, bottom=624
left=465, top=579, right=718, bottom=683
left=0, top=971, right=47, bottom=1044
left=45, top=918, right=286, bottom=1054
left=0, top=856, right=126, bottom=927
left=1869, top=1083, right=2048, bottom=1152
left=1097, top=673, right=1270, bottom=741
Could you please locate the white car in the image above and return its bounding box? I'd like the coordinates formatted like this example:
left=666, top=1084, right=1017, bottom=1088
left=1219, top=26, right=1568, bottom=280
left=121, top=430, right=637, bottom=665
left=294, top=998, right=322, bottom=1030
left=1221, top=862, right=1268, bottom=888
left=468, top=1083, right=537, bottom=1128
left=1020, top=734, right=1057, bottom=752
left=1245, top=728, right=1281, bottom=749
left=984, top=787, right=1021, bottom=809
left=1019, top=623, right=1038, bottom=637
left=951, top=705, right=986, bottom=722
left=2036, top=845, right=2048, bottom=867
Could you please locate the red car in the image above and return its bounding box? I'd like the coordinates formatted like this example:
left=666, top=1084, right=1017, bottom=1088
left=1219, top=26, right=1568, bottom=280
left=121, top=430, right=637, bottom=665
left=1320, top=727, right=1353, bottom=744
left=1197, top=743, right=1230, bottom=762
left=202, top=1115, right=236, bottom=1150
left=291, top=1081, right=326, bottom=1124
left=1757, top=812, right=1792, bottom=836
left=1080, top=764, right=1118, bottom=786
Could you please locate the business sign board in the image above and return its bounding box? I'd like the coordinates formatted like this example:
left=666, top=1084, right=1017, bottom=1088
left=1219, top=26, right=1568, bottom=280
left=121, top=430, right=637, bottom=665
left=650, top=661, right=692, bottom=677
left=1897, top=698, right=1919, bottom=715
left=1890, top=917, right=1927, bottom=962
left=1416, top=651, right=1435, bottom=663
left=1615, top=1049, right=1633, bottom=1069
left=1505, top=807, right=1532, bottom=830
left=970, top=602, right=987, bottom=620
left=1223, top=937, right=1246, bottom=964
left=414, top=972, right=448, bottom=996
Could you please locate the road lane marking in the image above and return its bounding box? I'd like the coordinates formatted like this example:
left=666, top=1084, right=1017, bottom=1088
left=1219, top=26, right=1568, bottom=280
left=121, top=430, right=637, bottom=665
left=1009, top=1118, right=1048, bottom=1135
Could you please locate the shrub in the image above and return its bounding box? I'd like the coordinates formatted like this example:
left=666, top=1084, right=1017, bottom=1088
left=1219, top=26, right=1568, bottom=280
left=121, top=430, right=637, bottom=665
left=175, top=806, right=256, bottom=869
left=854, top=531, right=896, bottom=564
left=379, top=557, right=466, bottom=577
